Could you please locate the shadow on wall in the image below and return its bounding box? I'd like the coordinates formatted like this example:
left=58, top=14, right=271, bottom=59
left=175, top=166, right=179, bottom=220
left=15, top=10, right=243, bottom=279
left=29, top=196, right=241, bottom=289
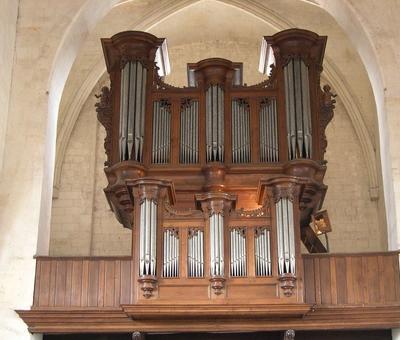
left=44, top=330, right=391, bottom=340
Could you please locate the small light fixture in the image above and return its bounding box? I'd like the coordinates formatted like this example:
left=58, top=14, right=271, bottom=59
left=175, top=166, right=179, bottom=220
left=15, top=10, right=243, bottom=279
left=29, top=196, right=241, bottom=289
left=310, top=210, right=332, bottom=252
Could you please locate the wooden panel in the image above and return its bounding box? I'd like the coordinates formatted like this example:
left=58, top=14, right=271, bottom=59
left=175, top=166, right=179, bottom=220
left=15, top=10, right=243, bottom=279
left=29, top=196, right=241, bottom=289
left=227, top=284, right=277, bottom=299
left=33, top=253, right=399, bottom=310
left=34, top=257, right=132, bottom=309
left=335, top=257, right=347, bottom=304
left=319, top=257, right=331, bottom=304
left=303, top=257, right=316, bottom=304
left=303, top=252, right=400, bottom=306
left=158, top=285, right=209, bottom=300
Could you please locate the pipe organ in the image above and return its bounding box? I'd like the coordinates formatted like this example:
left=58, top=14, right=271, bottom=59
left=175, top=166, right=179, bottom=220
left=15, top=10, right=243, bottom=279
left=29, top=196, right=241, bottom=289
left=18, top=28, right=400, bottom=338
left=95, top=28, right=335, bottom=308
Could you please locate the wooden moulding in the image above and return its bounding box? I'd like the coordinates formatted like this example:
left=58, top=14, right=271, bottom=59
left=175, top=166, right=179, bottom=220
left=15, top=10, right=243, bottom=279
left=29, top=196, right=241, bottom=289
left=121, top=303, right=312, bottom=320
left=17, top=305, right=400, bottom=334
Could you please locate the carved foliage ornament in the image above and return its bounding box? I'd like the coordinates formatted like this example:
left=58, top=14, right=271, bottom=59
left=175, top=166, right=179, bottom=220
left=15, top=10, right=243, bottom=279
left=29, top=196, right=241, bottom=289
left=320, top=84, right=336, bottom=159
left=272, top=184, right=300, bottom=203
left=95, top=86, right=112, bottom=167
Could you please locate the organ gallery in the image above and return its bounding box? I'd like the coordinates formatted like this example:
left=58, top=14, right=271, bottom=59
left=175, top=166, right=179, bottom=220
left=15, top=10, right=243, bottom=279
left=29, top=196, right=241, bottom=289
left=18, top=29, right=400, bottom=339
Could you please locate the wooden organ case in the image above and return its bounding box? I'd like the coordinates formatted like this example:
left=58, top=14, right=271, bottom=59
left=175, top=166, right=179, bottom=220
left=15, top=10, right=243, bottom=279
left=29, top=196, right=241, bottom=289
left=18, top=29, right=400, bottom=338
left=97, top=29, right=332, bottom=312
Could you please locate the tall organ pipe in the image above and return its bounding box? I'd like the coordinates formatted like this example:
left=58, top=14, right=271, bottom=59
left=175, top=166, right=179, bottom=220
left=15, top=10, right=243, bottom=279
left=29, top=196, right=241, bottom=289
left=232, top=100, right=251, bottom=163
left=119, top=61, right=147, bottom=162
left=275, top=198, right=296, bottom=275
left=180, top=101, right=199, bottom=164
left=206, top=85, right=224, bottom=162
left=259, top=98, right=279, bottom=162
left=230, top=228, right=247, bottom=277
left=152, top=100, right=171, bottom=164
left=188, top=229, right=204, bottom=277
left=163, top=229, right=179, bottom=278
left=255, top=228, right=272, bottom=276
left=139, top=199, right=158, bottom=277
left=210, top=213, right=224, bottom=276
left=284, top=58, right=312, bottom=160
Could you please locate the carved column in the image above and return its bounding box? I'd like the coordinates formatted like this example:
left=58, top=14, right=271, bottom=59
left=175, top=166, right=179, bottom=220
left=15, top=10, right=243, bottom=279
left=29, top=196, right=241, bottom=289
left=258, top=176, right=304, bottom=299
left=195, top=192, right=236, bottom=296
left=130, top=178, right=175, bottom=299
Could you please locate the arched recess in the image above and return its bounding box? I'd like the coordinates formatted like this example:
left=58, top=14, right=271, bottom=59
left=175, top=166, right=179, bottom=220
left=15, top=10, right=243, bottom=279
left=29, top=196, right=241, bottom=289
left=53, top=0, right=379, bottom=204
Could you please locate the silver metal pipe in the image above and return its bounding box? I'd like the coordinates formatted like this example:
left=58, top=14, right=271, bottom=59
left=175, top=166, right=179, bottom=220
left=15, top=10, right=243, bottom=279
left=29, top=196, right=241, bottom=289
left=283, top=198, right=290, bottom=274
left=210, top=215, right=215, bottom=276
left=294, top=59, right=304, bottom=158
left=301, top=60, right=312, bottom=158
left=217, top=86, right=223, bottom=161
left=139, top=66, right=147, bottom=162
left=288, top=200, right=295, bottom=274
left=259, top=106, right=264, bottom=162
left=150, top=201, right=157, bottom=276
left=163, top=230, right=167, bottom=277
left=195, top=102, right=199, bottom=163
left=276, top=200, right=284, bottom=275
left=120, top=62, right=129, bottom=161
left=127, top=62, right=136, bottom=160
left=267, top=230, right=271, bottom=275
left=135, top=62, right=142, bottom=161
left=272, top=99, right=278, bottom=161
left=255, top=232, right=259, bottom=275
left=167, top=107, right=171, bottom=163
left=139, top=201, right=145, bottom=276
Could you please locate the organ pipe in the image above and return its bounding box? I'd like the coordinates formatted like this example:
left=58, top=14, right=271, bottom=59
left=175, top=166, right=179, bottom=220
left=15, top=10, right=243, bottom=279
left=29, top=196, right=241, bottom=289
left=163, top=229, right=179, bottom=278
left=210, top=213, right=224, bottom=277
left=231, top=100, right=251, bottom=163
left=259, top=98, right=279, bottom=162
left=188, top=229, right=204, bottom=277
left=276, top=198, right=296, bottom=275
left=180, top=100, right=199, bottom=164
left=284, top=58, right=312, bottom=160
left=230, top=228, right=246, bottom=277
left=152, top=100, right=171, bottom=164
left=139, top=199, right=158, bottom=276
left=119, top=61, right=147, bottom=162
left=255, top=228, right=272, bottom=276
left=206, top=85, right=224, bottom=162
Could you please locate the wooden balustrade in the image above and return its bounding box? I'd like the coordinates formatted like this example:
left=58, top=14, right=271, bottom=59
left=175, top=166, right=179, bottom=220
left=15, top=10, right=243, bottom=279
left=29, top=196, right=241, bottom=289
left=32, top=257, right=133, bottom=309
left=303, top=252, right=400, bottom=306
left=31, top=252, right=400, bottom=309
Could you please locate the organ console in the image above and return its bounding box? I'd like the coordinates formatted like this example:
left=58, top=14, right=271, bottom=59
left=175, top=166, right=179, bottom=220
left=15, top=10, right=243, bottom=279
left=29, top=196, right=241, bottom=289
left=18, top=28, right=400, bottom=337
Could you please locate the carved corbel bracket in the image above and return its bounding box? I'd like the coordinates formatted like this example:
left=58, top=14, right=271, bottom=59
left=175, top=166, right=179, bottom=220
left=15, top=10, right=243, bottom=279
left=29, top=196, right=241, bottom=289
left=103, top=162, right=146, bottom=229
left=209, top=276, right=226, bottom=295
left=138, top=275, right=157, bottom=299
left=104, top=184, right=134, bottom=229
left=279, top=274, right=297, bottom=297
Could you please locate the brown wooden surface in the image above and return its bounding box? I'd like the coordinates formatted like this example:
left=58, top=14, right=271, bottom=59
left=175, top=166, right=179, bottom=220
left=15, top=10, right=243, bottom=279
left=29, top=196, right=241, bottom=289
left=33, top=257, right=133, bottom=308
left=303, top=252, right=400, bottom=306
